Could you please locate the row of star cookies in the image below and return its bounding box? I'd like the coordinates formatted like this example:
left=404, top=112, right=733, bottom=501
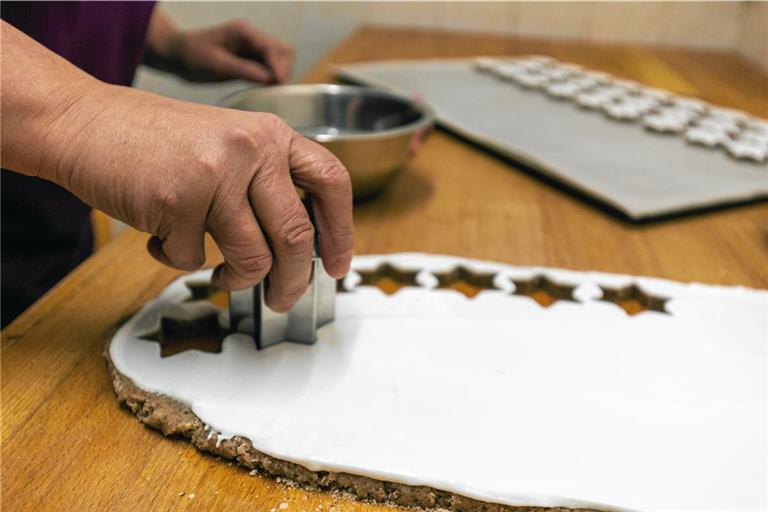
left=474, top=55, right=768, bottom=164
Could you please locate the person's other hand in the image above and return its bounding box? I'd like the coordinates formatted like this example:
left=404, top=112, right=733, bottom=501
left=47, top=84, right=352, bottom=312
left=149, top=18, right=294, bottom=84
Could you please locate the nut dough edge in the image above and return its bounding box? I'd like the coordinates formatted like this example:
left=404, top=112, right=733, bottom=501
left=104, top=349, right=594, bottom=512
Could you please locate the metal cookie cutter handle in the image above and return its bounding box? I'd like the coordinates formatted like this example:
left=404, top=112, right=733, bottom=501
left=228, top=198, right=336, bottom=349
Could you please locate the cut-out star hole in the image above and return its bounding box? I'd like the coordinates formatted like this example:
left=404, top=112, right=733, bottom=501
left=355, top=263, right=420, bottom=295
left=432, top=266, right=497, bottom=298
left=140, top=312, right=226, bottom=358
left=599, top=283, right=669, bottom=316
left=138, top=279, right=229, bottom=357
left=512, top=275, right=577, bottom=307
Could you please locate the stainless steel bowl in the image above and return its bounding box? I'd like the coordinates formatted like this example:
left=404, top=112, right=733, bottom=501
left=220, top=84, right=435, bottom=198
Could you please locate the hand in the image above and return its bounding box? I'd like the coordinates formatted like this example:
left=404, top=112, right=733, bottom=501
left=147, top=18, right=294, bottom=84
left=3, top=21, right=344, bottom=312
left=44, top=83, right=353, bottom=312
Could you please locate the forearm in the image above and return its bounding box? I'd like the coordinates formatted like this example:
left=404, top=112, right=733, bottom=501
left=0, top=20, right=104, bottom=183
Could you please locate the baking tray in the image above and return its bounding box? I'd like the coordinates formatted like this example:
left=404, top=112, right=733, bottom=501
left=336, top=59, right=767, bottom=220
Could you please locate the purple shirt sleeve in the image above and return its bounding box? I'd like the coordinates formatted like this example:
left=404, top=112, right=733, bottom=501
left=1, top=1, right=156, bottom=327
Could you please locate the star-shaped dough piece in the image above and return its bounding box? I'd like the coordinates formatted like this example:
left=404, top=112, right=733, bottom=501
left=672, top=97, right=708, bottom=114
left=640, top=87, right=672, bottom=104
left=513, top=72, right=551, bottom=89
left=604, top=101, right=643, bottom=121
left=576, top=91, right=613, bottom=110
left=492, top=63, right=526, bottom=79
left=739, top=130, right=768, bottom=145
left=724, top=138, right=768, bottom=163
left=685, top=126, right=729, bottom=148
left=583, top=70, right=611, bottom=84
left=623, top=95, right=658, bottom=114
left=558, top=63, right=584, bottom=74
left=745, top=119, right=768, bottom=137
left=611, top=78, right=641, bottom=93
left=707, top=106, right=749, bottom=125
left=518, top=55, right=555, bottom=69
left=473, top=57, right=502, bottom=73
left=590, top=85, right=627, bottom=101
left=643, top=113, right=689, bottom=134
left=541, top=67, right=573, bottom=81
left=544, top=81, right=585, bottom=99
left=696, top=117, right=740, bottom=135
left=569, top=76, right=600, bottom=90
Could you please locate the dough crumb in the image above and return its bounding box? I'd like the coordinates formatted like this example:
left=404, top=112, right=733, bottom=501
left=279, top=502, right=289, bottom=510
left=188, top=493, right=196, bottom=500
left=276, top=477, right=282, bottom=483
left=249, top=469, right=258, bottom=476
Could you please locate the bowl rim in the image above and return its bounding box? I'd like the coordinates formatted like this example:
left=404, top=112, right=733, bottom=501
left=219, top=83, right=435, bottom=142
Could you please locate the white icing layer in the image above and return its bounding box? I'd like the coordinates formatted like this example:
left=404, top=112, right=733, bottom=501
left=109, top=254, right=768, bottom=511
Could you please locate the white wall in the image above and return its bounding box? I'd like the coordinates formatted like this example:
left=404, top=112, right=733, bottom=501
left=134, top=1, right=767, bottom=105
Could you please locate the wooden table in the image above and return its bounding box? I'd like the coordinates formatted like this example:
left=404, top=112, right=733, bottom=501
left=3, top=27, right=767, bottom=511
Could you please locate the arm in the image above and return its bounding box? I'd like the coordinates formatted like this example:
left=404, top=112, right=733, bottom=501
left=143, top=9, right=294, bottom=84
left=1, top=20, right=352, bottom=311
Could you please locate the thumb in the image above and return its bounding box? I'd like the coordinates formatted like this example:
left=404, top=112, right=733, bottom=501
left=208, top=47, right=272, bottom=83
left=146, top=227, right=206, bottom=271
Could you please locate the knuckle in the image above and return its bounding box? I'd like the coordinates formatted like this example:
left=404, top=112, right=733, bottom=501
left=278, top=213, right=314, bottom=253
left=155, top=187, right=182, bottom=216
left=316, top=161, right=351, bottom=188
left=216, top=126, right=267, bottom=172
left=192, top=150, right=220, bottom=184
left=258, top=112, right=289, bottom=134
left=222, top=125, right=258, bottom=152
left=234, top=250, right=273, bottom=280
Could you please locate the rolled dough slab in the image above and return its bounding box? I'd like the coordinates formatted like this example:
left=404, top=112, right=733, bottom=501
left=107, top=253, right=767, bottom=511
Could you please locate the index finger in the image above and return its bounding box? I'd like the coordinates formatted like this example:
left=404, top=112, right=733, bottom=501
left=288, top=134, right=354, bottom=278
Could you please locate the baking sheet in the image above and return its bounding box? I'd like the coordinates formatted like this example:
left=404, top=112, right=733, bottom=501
left=336, top=59, right=767, bottom=220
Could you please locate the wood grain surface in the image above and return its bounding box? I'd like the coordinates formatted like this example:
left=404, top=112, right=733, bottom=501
left=2, top=27, right=767, bottom=511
